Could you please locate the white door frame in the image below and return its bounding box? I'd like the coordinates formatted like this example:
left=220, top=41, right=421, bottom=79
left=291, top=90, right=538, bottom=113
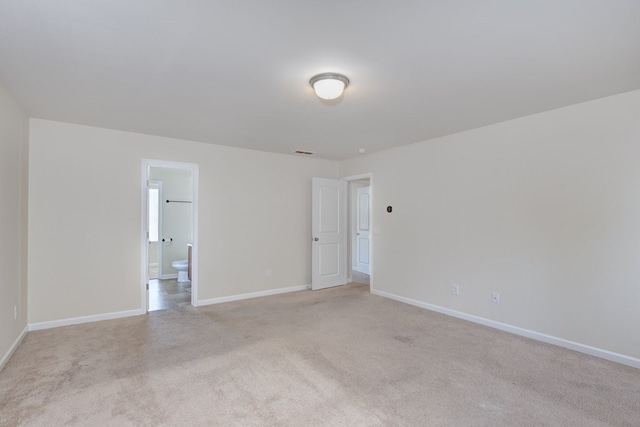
left=141, top=159, right=199, bottom=311
left=342, top=173, right=373, bottom=291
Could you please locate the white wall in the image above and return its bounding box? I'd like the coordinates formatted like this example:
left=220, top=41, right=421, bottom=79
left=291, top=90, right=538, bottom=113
left=149, top=167, right=193, bottom=277
left=0, top=84, right=29, bottom=367
left=340, top=90, right=640, bottom=360
left=28, top=119, right=338, bottom=323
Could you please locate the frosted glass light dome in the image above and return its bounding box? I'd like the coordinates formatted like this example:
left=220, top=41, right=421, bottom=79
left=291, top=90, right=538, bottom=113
left=309, top=73, right=350, bottom=100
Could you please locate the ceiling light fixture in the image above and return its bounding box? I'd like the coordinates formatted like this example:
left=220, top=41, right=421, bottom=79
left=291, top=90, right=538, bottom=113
left=309, top=73, right=350, bottom=100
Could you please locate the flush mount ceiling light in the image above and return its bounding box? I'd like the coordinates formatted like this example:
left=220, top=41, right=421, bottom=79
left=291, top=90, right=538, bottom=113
left=309, top=73, right=350, bottom=100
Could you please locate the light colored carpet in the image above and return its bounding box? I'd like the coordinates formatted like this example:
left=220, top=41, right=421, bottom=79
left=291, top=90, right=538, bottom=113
left=1, top=283, right=638, bottom=426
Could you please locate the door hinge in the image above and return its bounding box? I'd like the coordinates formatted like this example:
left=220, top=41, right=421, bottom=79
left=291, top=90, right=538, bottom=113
left=146, top=283, right=149, bottom=290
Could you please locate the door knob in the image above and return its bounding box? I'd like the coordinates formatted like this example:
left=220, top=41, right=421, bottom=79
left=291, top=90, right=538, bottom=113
left=314, top=237, right=319, bottom=241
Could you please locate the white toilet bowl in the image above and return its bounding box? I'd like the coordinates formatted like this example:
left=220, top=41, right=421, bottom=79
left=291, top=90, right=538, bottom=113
left=171, top=260, right=189, bottom=282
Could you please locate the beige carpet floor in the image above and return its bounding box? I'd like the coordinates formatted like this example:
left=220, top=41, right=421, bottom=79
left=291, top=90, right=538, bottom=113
left=1, top=283, right=639, bottom=426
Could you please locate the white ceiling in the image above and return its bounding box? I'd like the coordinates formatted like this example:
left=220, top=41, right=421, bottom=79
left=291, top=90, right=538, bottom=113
left=1, top=1, right=639, bottom=160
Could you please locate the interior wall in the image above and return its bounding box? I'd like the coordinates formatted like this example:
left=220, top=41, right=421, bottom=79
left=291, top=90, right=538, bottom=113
left=339, top=90, right=640, bottom=360
left=0, top=84, right=28, bottom=366
left=149, top=167, right=192, bottom=278
left=28, top=119, right=338, bottom=324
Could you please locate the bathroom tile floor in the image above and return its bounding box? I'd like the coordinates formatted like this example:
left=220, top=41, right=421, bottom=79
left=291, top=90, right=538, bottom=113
left=148, top=279, right=191, bottom=311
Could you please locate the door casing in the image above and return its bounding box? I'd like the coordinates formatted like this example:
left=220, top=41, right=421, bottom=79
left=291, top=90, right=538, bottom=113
left=311, top=173, right=374, bottom=291
left=142, top=159, right=199, bottom=311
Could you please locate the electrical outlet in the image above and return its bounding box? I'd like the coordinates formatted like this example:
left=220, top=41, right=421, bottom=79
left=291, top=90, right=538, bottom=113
left=452, top=284, right=459, bottom=296
left=266, top=269, right=272, bottom=278
left=14, top=305, right=17, bottom=320
left=492, top=292, right=500, bottom=304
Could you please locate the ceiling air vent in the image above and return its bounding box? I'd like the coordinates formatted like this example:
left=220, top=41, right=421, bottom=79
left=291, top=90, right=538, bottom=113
left=294, top=150, right=315, bottom=155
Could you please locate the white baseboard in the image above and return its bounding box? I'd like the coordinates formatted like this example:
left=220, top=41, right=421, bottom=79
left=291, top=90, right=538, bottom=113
left=197, top=284, right=310, bottom=307
left=160, top=274, right=178, bottom=280
left=29, top=308, right=145, bottom=331
left=372, top=289, right=640, bottom=370
left=0, top=325, right=28, bottom=372
left=26, top=284, right=311, bottom=330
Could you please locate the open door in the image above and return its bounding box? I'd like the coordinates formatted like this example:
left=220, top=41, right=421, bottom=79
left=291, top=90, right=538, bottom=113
left=312, top=177, right=347, bottom=290
left=147, top=180, right=162, bottom=281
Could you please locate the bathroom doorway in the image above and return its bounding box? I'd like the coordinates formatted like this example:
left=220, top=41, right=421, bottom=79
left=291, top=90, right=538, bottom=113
left=142, top=160, right=198, bottom=312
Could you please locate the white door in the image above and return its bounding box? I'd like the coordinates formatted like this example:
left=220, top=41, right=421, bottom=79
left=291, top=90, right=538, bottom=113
left=312, top=177, right=347, bottom=290
left=147, top=181, right=162, bottom=280
left=355, top=186, right=371, bottom=275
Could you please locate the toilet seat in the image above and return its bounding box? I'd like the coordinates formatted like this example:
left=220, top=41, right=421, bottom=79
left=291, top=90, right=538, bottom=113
left=171, top=260, right=188, bottom=269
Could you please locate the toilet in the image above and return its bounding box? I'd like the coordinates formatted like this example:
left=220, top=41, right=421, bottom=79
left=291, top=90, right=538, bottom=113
left=171, top=260, right=189, bottom=283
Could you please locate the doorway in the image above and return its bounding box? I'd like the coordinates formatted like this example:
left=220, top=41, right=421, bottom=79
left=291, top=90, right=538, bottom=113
left=348, top=176, right=371, bottom=287
left=310, top=173, right=373, bottom=291
left=142, top=160, right=199, bottom=312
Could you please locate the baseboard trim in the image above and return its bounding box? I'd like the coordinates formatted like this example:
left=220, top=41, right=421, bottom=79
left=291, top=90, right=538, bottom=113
left=29, top=308, right=145, bottom=331
left=197, top=284, right=310, bottom=307
left=160, top=274, right=178, bottom=280
left=372, top=289, right=640, bottom=370
left=0, top=325, right=28, bottom=372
